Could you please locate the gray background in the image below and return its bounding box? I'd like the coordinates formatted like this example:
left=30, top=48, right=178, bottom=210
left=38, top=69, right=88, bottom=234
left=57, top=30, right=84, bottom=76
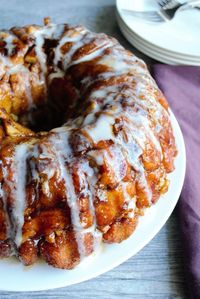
left=0, top=0, right=188, bottom=298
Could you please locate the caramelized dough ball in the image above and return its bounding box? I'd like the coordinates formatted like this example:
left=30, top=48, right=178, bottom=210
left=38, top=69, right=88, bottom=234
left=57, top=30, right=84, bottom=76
left=95, top=187, right=126, bottom=227
left=22, top=209, right=70, bottom=241
left=39, top=231, right=80, bottom=269
left=18, top=239, right=38, bottom=266
left=0, top=240, right=12, bottom=258
left=103, top=217, right=137, bottom=243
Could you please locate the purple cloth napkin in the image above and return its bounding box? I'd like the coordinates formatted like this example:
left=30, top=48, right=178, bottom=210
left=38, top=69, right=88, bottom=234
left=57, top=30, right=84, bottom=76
left=152, top=65, right=200, bottom=299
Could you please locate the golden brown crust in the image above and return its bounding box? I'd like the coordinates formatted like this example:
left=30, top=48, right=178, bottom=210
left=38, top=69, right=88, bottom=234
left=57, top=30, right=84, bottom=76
left=0, top=21, right=177, bottom=269
left=39, top=231, right=80, bottom=269
left=103, top=217, right=138, bottom=243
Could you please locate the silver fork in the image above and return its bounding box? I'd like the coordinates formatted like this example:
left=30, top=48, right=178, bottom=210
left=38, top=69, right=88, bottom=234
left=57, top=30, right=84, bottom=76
left=158, top=0, right=200, bottom=11
left=121, top=0, right=200, bottom=22
left=158, top=0, right=181, bottom=9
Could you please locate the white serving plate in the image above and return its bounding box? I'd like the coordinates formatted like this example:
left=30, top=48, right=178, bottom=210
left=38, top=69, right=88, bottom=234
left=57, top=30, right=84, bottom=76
left=116, top=0, right=200, bottom=57
left=117, top=13, right=200, bottom=65
left=0, top=110, right=186, bottom=292
left=116, top=10, right=200, bottom=64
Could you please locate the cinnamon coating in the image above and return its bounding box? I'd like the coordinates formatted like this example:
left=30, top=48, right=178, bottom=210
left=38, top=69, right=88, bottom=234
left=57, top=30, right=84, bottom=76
left=0, top=20, right=177, bottom=269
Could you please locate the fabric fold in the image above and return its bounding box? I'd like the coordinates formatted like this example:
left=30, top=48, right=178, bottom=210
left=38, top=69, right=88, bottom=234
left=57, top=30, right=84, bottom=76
left=152, top=65, right=200, bottom=299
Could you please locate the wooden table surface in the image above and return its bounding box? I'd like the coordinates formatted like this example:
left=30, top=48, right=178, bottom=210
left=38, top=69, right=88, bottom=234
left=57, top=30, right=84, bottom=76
left=0, top=0, right=188, bottom=298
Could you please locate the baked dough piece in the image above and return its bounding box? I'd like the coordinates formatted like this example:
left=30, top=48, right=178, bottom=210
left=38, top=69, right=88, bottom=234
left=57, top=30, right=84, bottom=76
left=0, top=19, right=177, bottom=268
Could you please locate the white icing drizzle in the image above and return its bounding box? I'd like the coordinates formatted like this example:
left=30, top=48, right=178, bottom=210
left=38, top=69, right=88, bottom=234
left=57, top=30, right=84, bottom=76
left=32, top=24, right=65, bottom=96
left=0, top=171, right=12, bottom=242
left=48, top=132, right=88, bottom=258
left=84, top=111, right=153, bottom=202
left=96, top=188, right=107, bottom=202
left=124, top=110, right=162, bottom=153
left=69, top=42, right=112, bottom=67
left=53, top=26, right=87, bottom=66
left=122, top=182, right=136, bottom=219
left=85, top=113, right=114, bottom=143
left=54, top=27, right=114, bottom=73
left=33, top=30, right=49, bottom=95
left=88, top=145, right=126, bottom=185
left=48, top=68, right=65, bottom=82
left=98, top=54, right=132, bottom=72
left=8, top=143, right=31, bottom=247
left=4, top=34, right=16, bottom=56
left=47, top=131, right=103, bottom=257
left=33, top=24, right=62, bottom=74
left=77, top=160, right=102, bottom=251
left=116, top=124, right=152, bottom=203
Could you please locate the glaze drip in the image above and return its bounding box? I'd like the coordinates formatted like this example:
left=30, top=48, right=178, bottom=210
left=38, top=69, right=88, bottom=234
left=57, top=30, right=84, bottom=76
left=0, top=21, right=176, bottom=268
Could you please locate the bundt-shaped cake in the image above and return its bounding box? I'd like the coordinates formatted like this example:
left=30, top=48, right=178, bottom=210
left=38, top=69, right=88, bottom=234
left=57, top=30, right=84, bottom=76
left=0, top=19, right=177, bottom=269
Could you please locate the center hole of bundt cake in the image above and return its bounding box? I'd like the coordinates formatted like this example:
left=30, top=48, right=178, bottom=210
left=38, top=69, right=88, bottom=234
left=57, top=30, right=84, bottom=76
left=23, top=101, right=67, bottom=133
left=19, top=77, right=78, bottom=132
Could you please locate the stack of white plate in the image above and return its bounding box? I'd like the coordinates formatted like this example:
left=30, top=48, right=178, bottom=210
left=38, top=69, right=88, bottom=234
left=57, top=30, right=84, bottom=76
left=116, top=0, right=200, bottom=65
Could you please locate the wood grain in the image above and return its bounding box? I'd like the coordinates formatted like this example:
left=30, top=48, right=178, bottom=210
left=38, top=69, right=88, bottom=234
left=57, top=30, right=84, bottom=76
left=0, top=0, right=188, bottom=298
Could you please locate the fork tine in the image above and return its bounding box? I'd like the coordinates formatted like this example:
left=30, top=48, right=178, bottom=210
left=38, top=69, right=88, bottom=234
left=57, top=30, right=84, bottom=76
left=163, top=0, right=170, bottom=6
left=158, top=0, right=180, bottom=9
left=158, top=0, right=169, bottom=6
